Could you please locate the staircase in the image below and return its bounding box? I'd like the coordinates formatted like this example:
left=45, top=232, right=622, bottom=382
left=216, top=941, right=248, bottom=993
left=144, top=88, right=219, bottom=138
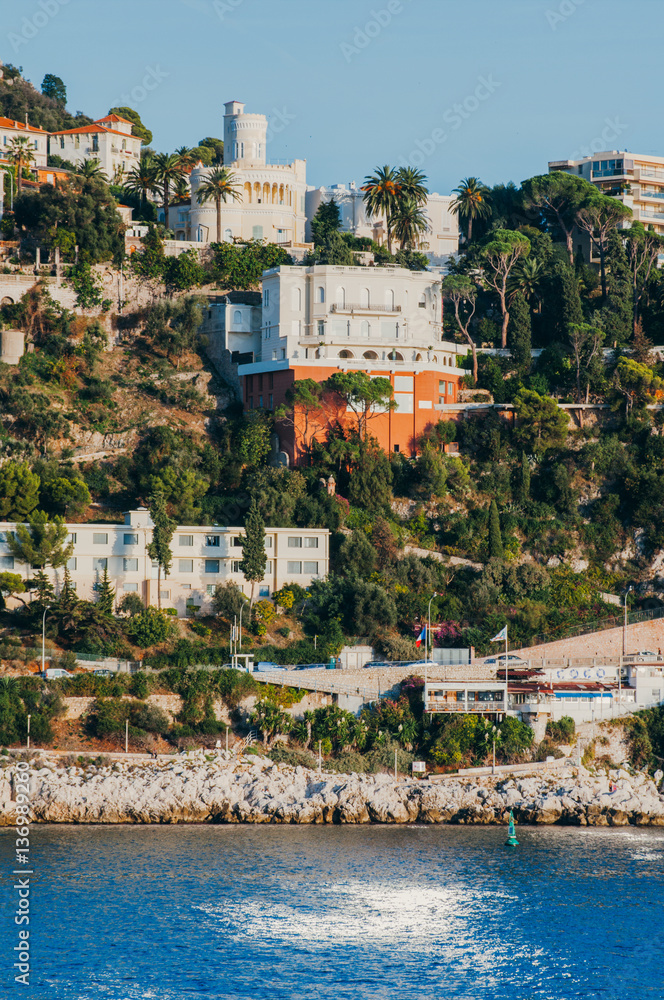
left=232, top=730, right=257, bottom=756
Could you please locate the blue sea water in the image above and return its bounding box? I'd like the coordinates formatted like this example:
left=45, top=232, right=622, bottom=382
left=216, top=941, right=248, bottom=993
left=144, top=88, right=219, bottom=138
left=1, top=824, right=663, bottom=1000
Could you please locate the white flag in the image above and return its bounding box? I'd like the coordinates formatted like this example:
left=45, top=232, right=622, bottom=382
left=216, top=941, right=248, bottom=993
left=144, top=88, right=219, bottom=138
left=491, top=625, right=508, bottom=642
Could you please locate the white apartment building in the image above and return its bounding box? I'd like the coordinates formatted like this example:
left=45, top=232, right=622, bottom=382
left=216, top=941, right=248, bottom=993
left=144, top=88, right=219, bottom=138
left=549, top=150, right=664, bottom=238
left=305, top=183, right=459, bottom=267
left=49, top=114, right=143, bottom=182
left=0, top=116, right=48, bottom=169
left=181, top=101, right=308, bottom=247
left=0, top=510, right=329, bottom=616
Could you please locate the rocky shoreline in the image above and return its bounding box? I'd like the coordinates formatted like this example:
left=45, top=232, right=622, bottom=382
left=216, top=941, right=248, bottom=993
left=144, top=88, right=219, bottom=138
left=2, top=753, right=664, bottom=826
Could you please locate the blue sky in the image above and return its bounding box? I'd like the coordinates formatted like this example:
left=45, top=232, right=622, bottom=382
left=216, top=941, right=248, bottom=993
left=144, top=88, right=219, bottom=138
left=4, top=0, right=659, bottom=193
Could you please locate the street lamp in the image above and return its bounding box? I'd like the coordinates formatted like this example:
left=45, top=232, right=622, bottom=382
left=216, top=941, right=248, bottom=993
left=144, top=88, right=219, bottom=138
left=26, top=714, right=31, bottom=750
left=41, top=605, right=51, bottom=676
left=622, top=586, right=632, bottom=657
left=426, top=592, right=438, bottom=684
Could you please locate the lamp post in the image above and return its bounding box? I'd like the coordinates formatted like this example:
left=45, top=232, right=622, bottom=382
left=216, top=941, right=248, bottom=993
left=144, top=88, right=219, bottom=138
left=239, top=602, right=244, bottom=650
left=426, top=592, right=438, bottom=684
left=622, top=586, right=632, bottom=657
left=492, top=725, right=497, bottom=774
left=41, top=605, right=51, bottom=676
left=26, top=714, right=31, bottom=750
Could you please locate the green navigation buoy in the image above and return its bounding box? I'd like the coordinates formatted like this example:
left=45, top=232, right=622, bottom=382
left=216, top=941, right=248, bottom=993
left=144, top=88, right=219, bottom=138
left=505, top=809, right=519, bottom=847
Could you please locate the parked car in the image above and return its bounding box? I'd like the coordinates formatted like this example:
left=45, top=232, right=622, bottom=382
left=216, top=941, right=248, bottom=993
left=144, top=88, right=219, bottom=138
left=483, top=655, right=528, bottom=666
left=254, top=662, right=286, bottom=672
left=43, top=668, right=73, bottom=680
left=94, top=669, right=113, bottom=677
left=292, top=663, right=326, bottom=671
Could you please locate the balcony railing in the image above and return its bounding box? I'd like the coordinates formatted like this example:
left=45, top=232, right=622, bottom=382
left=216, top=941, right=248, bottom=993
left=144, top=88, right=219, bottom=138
left=425, top=700, right=505, bottom=714
left=330, top=303, right=402, bottom=314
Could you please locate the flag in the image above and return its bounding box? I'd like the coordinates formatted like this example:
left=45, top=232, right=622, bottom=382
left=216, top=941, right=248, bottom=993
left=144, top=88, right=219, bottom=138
left=491, top=625, right=508, bottom=642
left=415, top=626, right=426, bottom=648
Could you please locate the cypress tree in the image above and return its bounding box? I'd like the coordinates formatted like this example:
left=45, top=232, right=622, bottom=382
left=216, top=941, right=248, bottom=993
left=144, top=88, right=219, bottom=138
left=507, top=291, right=532, bottom=371
left=541, top=259, right=582, bottom=345
left=602, top=229, right=632, bottom=346
left=488, top=500, right=503, bottom=559
left=240, top=498, right=267, bottom=611
left=147, top=491, right=175, bottom=610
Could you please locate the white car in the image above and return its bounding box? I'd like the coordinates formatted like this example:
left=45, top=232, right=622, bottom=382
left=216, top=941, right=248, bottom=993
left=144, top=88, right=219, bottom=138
left=483, top=655, right=527, bottom=666
left=43, top=668, right=74, bottom=679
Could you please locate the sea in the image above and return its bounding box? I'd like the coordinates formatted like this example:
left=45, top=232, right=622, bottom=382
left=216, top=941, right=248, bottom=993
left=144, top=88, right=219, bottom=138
left=1, top=824, right=663, bottom=1000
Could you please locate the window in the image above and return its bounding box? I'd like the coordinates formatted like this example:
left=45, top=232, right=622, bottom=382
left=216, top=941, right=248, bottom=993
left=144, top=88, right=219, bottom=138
left=259, top=586, right=270, bottom=598
left=92, top=135, right=99, bottom=152
left=292, top=286, right=302, bottom=311
left=232, top=536, right=243, bottom=547
left=206, top=584, right=216, bottom=595
left=122, top=138, right=126, bottom=151
left=179, top=535, right=193, bottom=546
left=393, top=444, right=400, bottom=453
left=224, top=228, right=233, bottom=242
left=67, top=557, right=77, bottom=571
left=263, top=288, right=270, bottom=307
left=60, top=136, right=65, bottom=149
left=252, top=225, right=264, bottom=240
left=124, top=533, right=138, bottom=545
left=205, top=559, right=220, bottom=574
left=123, top=583, right=138, bottom=592
left=265, top=537, right=273, bottom=548
left=448, top=382, right=454, bottom=395
left=317, top=320, right=325, bottom=338
left=93, top=533, right=108, bottom=545
left=232, top=560, right=242, bottom=572
left=287, top=561, right=302, bottom=574
left=182, top=583, right=191, bottom=590
left=336, top=286, right=346, bottom=308
left=304, top=537, right=319, bottom=548
left=0, top=532, right=6, bottom=543
left=281, top=348, right=286, bottom=360
left=288, top=537, right=302, bottom=548
left=205, top=535, right=221, bottom=547
left=265, top=560, right=272, bottom=573
left=0, top=556, right=14, bottom=569
left=268, top=394, right=273, bottom=409
left=361, top=320, right=370, bottom=337
left=360, top=287, right=370, bottom=308
left=438, top=380, right=446, bottom=394
left=316, top=286, right=325, bottom=304
left=94, top=558, right=108, bottom=572
left=304, top=561, right=319, bottom=574
left=123, top=558, right=139, bottom=572
left=418, top=294, right=426, bottom=308
left=159, top=590, right=170, bottom=600
left=151, top=559, right=159, bottom=569
left=179, top=559, right=193, bottom=573
left=385, top=289, right=395, bottom=309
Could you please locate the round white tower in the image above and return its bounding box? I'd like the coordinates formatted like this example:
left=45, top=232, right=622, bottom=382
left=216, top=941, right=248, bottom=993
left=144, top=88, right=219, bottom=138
left=223, top=100, right=267, bottom=168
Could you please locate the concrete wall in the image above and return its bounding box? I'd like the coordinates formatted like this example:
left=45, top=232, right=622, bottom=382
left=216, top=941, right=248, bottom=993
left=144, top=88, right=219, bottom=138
left=514, top=620, right=664, bottom=661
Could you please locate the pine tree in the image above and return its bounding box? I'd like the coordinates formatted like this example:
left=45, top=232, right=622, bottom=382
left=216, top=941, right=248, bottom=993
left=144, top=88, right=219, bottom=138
left=31, top=570, right=56, bottom=619
left=518, top=451, right=530, bottom=505
left=507, top=291, right=532, bottom=371
left=239, top=498, right=267, bottom=611
left=96, top=565, right=115, bottom=616
left=488, top=500, right=503, bottom=559
left=147, top=491, right=175, bottom=610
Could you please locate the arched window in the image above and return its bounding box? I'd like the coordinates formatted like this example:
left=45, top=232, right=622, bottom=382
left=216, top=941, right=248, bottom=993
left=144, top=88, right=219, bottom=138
left=360, top=287, right=370, bottom=308
left=360, top=320, right=370, bottom=338
left=418, top=293, right=426, bottom=309
left=243, top=182, right=252, bottom=203
left=415, top=353, right=423, bottom=362
left=339, top=350, right=354, bottom=359
left=363, top=350, right=378, bottom=360
left=291, top=286, right=302, bottom=311
left=336, top=286, right=346, bottom=308
left=385, top=288, right=395, bottom=310
left=433, top=294, right=438, bottom=314
left=316, top=286, right=325, bottom=304
left=224, top=228, right=233, bottom=242
left=233, top=310, right=242, bottom=325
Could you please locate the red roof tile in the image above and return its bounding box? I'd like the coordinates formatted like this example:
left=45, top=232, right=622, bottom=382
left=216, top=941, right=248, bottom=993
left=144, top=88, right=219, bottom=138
left=0, top=116, right=48, bottom=134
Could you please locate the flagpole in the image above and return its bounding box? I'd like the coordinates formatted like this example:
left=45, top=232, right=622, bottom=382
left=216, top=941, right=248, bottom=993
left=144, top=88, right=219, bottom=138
left=505, top=625, right=508, bottom=711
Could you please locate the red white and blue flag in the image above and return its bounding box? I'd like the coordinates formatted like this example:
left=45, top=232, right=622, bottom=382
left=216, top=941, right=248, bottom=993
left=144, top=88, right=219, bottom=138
left=415, top=626, right=427, bottom=648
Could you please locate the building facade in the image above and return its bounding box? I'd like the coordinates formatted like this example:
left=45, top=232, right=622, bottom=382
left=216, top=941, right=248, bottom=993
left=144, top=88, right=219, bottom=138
left=0, top=510, right=330, bottom=616
left=180, top=101, right=308, bottom=247
left=549, top=150, right=664, bottom=238
left=305, top=183, right=459, bottom=267
left=48, top=114, right=143, bottom=182
left=229, top=264, right=463, bottom=462
left=0, top=116, right=48, bottom=169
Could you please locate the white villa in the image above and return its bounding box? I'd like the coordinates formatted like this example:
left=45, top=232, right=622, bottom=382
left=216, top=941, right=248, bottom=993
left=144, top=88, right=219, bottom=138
left=305, top=183, right=459, bottom=267
left=48, top=114, right=143, bottom=182
left=177, top=101, right=308, bottom=247
left=0, top=510, right=330, bottom=616
left=0, top=116, right=49, bottom=169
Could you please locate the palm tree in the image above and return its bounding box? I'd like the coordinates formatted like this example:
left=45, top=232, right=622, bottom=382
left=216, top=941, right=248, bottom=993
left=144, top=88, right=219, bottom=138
left=175, top=146, right=198, bottom=171
left=509, top=256, right=546, bottom=312
left=396, top=166, right=428, bottom=207
left=196, top=166, right=241, bottom=243
left=153, top=152, right=186, bottom=232
left=77, top=159, right=107, bottom=181
left=123, top=152, right=159, bottom=215
left=389, top=202, right=430, bottom=250
left=450, top=176, right=491, bottom=243
left=361, top=165, right=402, bottom=253
left=7, top=137, right=35, bottom=194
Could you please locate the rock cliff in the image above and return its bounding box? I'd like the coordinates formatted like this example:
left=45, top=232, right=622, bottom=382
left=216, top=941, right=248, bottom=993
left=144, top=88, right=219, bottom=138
left=1, top=754, right=663, bottom=826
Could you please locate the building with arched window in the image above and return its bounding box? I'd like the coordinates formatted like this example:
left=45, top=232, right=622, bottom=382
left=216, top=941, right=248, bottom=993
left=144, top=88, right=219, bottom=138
left=232, top=264, right=464, bottom=463
left=183, top=101, right=308, bottom=248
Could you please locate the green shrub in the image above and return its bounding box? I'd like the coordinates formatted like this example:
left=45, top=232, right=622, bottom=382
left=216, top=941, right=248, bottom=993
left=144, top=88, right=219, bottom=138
left=546, top=716, right=575, bottom=743
left=124, top=607, right=177, bottom=647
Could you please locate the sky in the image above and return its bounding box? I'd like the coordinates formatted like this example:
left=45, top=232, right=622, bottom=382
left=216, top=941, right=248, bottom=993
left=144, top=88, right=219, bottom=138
left=4, top=0, right=661, bottom=194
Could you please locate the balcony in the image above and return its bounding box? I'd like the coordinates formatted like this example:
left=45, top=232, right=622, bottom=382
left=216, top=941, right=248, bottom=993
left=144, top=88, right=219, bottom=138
left=591, top=168, right=633, bottom=179
left=330, top=303, right=402, bottom=314
left=425, top=699, right=506, bottom=714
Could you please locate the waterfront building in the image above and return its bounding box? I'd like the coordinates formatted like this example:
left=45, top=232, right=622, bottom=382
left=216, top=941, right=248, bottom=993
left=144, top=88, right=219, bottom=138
left=48, top=114, right=143, bottom=182
left=200, top=263, right=465, bottom=463
left=305, top=183, right=459, bottom=268
left=0, top=510, right=330, bottom=616
left=175, top=101, right=308, bottom=249
left=549, top=150, right=664, bottom=239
